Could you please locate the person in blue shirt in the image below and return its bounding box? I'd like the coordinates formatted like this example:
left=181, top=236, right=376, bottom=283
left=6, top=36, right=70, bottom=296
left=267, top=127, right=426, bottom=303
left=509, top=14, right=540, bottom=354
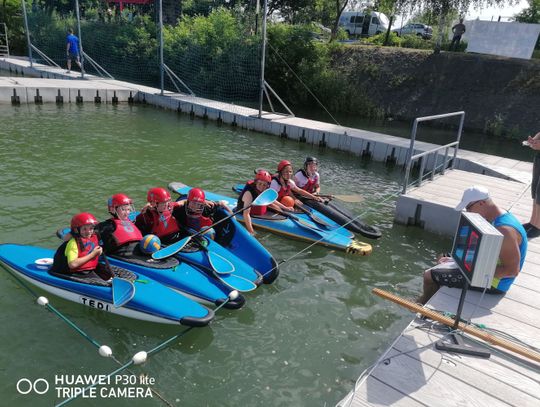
left=66, top=28, right=81, bottom=73
left=418, top=185, right=527, bottom=305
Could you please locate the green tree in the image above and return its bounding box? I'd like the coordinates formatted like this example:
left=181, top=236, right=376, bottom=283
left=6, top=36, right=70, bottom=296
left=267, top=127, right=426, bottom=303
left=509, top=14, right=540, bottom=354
left=513, top=0, right=540, bottom=48
left=513, top=0, right=540, bottom=23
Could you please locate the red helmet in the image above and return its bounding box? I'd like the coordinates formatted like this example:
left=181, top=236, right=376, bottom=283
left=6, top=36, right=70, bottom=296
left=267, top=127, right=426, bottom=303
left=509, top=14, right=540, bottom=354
left=188, top=188, right=205, bottom=203
left=187, top=188, right=205, bottom=215
left=147, top=187, right=170, bottom=203
left=255, top=170, right=272, bottom=183
left=277, top=160, right=292, bottom=173
left=71, top=212, right=98, bottom=234
left=108, top=193, right=133, bottom=214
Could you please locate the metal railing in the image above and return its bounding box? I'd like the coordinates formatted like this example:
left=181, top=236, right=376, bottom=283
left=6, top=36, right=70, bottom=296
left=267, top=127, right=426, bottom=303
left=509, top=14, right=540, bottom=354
left=83, top=51, right=114, bottom=79
left=402, top=111, right=465, bottom=194
left=163, top=63, right=194, bottom=95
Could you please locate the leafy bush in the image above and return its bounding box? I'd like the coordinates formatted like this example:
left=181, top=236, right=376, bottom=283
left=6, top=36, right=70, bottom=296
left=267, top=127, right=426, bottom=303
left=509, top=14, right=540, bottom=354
left=400, top=34, right=434, bottom=50
left=163, top=7, right=260, bottom=101
left=365, top=32, right=403, bottom=47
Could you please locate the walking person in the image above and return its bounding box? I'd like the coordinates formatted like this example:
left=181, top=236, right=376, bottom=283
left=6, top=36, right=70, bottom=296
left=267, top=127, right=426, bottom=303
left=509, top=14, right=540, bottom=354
left=66, top=28, right=82, bottom=73
left=449, top=18, right=466, bottom=51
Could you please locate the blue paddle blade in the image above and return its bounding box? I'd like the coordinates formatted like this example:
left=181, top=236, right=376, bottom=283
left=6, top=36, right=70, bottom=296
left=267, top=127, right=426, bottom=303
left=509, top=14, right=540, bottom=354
left=216, top=273, right=257, bottom=292
left=112, top=278, right=135, bottom=308
left=207, top=251, right=235, bottom=275
left=252, top=188, right=278, bottom=206
left=152, top=236, right=190, bottom=260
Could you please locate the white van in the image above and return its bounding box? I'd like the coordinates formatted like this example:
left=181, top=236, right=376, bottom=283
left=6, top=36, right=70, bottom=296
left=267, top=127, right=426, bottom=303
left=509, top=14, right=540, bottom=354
left=339, top=11, right=390, bottom=37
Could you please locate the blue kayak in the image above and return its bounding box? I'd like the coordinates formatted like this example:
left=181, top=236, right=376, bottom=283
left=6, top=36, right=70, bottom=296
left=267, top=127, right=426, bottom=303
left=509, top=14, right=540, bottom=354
left=168, top=182, right=372, bottom=256
left=56, top=227, right=248, bottom=309
left=232, top=183, right=382, bottom=240
left=172, top=234, right=265, bottom=289
left=0, top=244, right=214, bottom=326
left=174, top=203, right=280, bottom=284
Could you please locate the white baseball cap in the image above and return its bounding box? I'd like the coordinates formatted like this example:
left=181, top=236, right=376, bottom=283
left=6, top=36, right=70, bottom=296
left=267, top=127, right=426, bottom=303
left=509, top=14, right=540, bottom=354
left=455, top=185, right=490, bottom=211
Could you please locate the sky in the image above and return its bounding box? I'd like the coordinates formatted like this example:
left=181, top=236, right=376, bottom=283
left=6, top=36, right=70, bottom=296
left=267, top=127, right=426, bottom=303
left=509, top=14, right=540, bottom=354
left=467, top=0, right=529, bottom=22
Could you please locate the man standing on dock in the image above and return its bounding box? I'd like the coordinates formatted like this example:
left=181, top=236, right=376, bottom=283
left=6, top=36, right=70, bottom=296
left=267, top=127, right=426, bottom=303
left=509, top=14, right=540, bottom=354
left=66, top=28, right=81, bottom=74
left=417, top=186, right=527, bottom=305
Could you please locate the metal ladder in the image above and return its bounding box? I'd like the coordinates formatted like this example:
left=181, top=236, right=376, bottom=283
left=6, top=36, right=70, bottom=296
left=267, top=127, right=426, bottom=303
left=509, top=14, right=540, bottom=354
left=0, top=23, right=9, bottom=57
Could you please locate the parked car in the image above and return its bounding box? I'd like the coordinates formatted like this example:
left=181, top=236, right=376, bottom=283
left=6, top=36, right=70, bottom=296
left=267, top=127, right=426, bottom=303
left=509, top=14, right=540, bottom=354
left=339, top=11, right=390, bottom=38
left=393, top=23, right=433, bottom=39
left=310, top=22, right=332, bottom=41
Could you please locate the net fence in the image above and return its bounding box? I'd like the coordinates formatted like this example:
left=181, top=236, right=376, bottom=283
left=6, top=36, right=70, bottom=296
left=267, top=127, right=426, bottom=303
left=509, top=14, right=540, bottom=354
left=24, top=0, right=263, bottom=108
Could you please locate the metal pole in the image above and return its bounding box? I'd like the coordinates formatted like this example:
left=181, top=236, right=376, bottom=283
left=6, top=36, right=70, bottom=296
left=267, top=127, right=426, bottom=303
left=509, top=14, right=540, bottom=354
left=257, top=0, right=268, bottom=118
left=21, top=0, right=33, bottom=67
left=159, top=0, right=164, bottom=95
left=452, top=112, right=465, bottom=169
left=75, top=0, right=85, bottom=77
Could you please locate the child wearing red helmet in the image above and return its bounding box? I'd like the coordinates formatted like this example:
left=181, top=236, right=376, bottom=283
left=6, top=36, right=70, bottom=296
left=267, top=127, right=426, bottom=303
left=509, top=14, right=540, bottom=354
left=135, top=187, right=228, bottom=243
left=50, top=212, right=113, bottom=285
left=237, top=169, right=274, bottom=235
left=97, top=193, right=144, bottom=256
left=173, top=188, right=231, bottom=240
left=135, top=187, right=186, bottom=244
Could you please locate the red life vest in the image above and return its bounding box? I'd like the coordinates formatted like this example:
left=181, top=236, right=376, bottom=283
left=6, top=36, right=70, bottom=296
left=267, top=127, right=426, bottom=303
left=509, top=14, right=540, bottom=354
left=148, top=208, right=181, bottom=238
left=71, top=235, right=99, bottom=273
left=272, top=176, right=292, bottom=201
left=237, top=180, right=267, bottom=216
left=111, top=218, right=143, bottom=246
left=296, top=169, right=319, bottom=193
left=186, top=213, right=213, bottom=231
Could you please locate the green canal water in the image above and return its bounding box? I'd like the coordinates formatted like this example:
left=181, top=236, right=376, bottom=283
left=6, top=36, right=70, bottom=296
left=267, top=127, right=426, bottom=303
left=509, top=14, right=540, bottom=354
left=0, top=103, right=453, bottom=406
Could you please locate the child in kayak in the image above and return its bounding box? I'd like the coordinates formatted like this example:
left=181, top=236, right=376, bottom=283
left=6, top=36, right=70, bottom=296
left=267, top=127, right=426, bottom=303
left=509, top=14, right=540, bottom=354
left=294, top=156, right=320, bottom=194
left=97, top=193, right=144, bottom=256
left=237, top=170, right=277, bottom=235
left=135, top=187, right=229, bottom=244
left=50, top=212, right=113, bottom=285
left=135, top=187, right=186, bottom=245
left=170, top=187, right=232, bottom=239
left=271, top=160, right=322, bottom=208
left=59, top=194, right=145, bottom=258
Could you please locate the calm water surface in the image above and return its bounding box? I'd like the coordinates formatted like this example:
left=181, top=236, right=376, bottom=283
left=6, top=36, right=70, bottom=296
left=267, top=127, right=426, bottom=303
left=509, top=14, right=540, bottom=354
left=0, top=103, right=450, bottom=406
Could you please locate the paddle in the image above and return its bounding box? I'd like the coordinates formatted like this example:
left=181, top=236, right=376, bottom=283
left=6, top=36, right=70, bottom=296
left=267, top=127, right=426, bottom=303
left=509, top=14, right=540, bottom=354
left=112, top=277, right=136, bottom=308
left=179, top=253, right=257, bottom=292
left=200, top=245, right=235, bottom=275
left=274, top=208, right=325, bottom=234
left=186, top=233, right=235, bottom=275
left=294, top=201, right=336, bottom=229
left=316, top=193, right=364, bottom=203
left=152, top=188, right=278, bottom=260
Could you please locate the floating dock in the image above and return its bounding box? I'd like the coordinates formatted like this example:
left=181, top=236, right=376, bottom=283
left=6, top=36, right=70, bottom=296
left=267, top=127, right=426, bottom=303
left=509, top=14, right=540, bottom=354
left=340, top=168, right=540, bottom=406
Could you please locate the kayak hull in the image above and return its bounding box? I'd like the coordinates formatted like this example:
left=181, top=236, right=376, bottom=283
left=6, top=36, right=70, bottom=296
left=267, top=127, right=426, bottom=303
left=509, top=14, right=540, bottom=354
left=56, top=227, right=246, bottom=309
left=0, top=244, right=214, bottom=326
